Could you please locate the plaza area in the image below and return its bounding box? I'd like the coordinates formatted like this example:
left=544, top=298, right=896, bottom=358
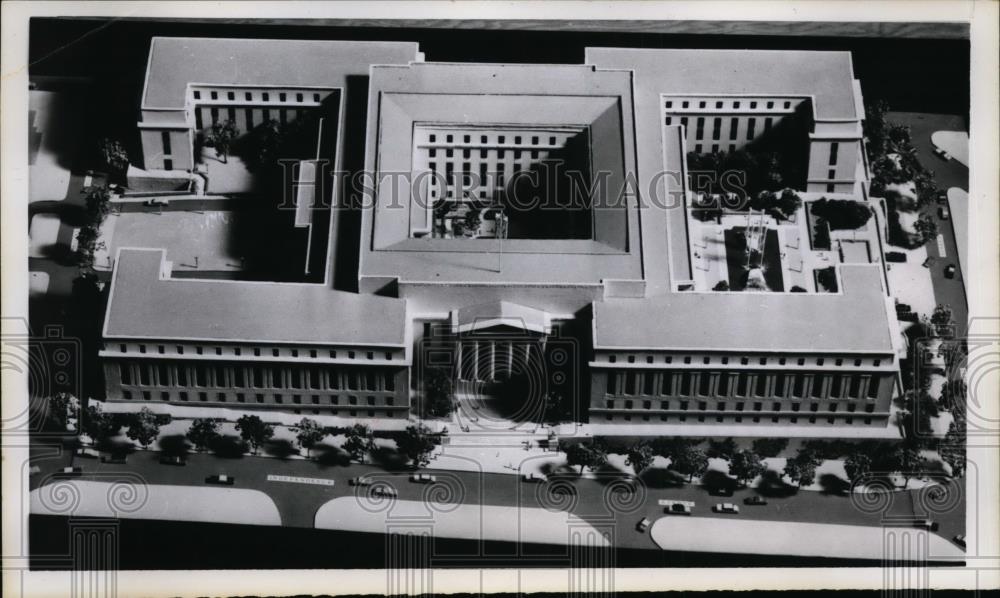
left=104, top=209, right=246, bottom=274
left=687, top=192, right=883, bottom=293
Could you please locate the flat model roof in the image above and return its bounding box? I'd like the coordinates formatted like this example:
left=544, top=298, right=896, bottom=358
left=104, top=249, right=407, bottom=346
left=359, top=61, right=651, bottom=288
left=585, top=48, right=859, bottom=121
left=594, top=265, right=895, bottom=353
left=142, top=37, right=421, bottom=109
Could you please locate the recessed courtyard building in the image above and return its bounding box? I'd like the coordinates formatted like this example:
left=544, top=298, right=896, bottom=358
left=100, top=39, right=903, bottom=437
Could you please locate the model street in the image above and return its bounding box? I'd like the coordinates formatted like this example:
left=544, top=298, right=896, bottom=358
left=30, top=439, right=964, bottom=555
left=887, top=112, right=969, bottom=336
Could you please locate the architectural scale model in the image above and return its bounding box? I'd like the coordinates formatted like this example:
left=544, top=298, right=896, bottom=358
left=99, top=37, right=903, bottom=437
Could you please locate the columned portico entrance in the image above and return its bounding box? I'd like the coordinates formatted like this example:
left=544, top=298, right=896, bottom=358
left=449, top=301, right=551, bottom=423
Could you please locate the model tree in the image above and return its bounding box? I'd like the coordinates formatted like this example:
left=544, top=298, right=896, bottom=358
left=74, top=225, right=106, bottom=272
left=205, top=120, right=240, bottom=163
left=100, top=138, right=129, bottom=184
left=625, top=442, right=655, bottom=476
left=235, top=414, right=274, bottom=455
left=843, top=452, right=873, bottom=487
left=81, top=403, right=120, bottom=446
left=293, top=418, right=326, bottom=459
left=562, top=441, right=608, bottom=474
left=424, top=367, right=455, bottom=417
left=939, top=421, right=966, bottom=478
left=43, top=392, right=77, bottom=432
left=707, top=437, right=738, bottom=460
left=712, top=280, right=730, bottom=292
left=929, top=303, right=955, bottom=335
left=783, top=448, right=822, bottom=487
left=83, top=185, right=113, bottom=226
left=343, top=423, right=376, bottom=464
left=126, top=407, right=162, bottom=449
left=186, top=418, right=221, bottom=453
left=893, top=443, right=926, bottom=489
left=775, top=188, right=803, bottom=218
left=752, top=437, right=789, bottom=459
left=397, top=423, right=440, bottom=469
left=728, top=449, right=765, bottom=487
left=810, top=198, right=872, bottom=230
left=667, top=442, right=709, bottom=482
left=912, top=213, right=939, bottom=246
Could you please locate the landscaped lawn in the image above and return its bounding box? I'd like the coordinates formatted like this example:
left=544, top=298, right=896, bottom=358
left=724, top=227, right=784, bottom=291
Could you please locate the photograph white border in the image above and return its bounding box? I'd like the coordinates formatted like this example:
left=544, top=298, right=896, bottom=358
left=3, top=2, right=997, bottom=596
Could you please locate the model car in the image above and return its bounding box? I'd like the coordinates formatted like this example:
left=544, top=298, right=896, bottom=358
left=944, top=264, right=957, bottom=279
left=205, top=474, right=235, bottom=485
left=348, top=476, right=373, bottom=486
left=522, top=473, right=548, bottom=483
left=932, top=147, right=952, bottom=160
left=159, top=455, right=186, bottom=466
left=663, top=502, right=692, bottom=515
left=938, top=206, right=950, bottom=220
left=885, top=251, right=908, bottom=263
left=101, top=454, right=128, bottom=464
left=74, top=447, right=101, bottom=459
left=58, top=466, right=83, bottom=476
left=636, top=517, right=651, bottom=533
left=713, top=503, right=740, bottom=514
left=409, top=473, right=437, bottom=484
left=372, top=485, right=398, bottom=498
left=743, top=496, right=768, bottom=506
left=953, top=534, right=966, bottom=548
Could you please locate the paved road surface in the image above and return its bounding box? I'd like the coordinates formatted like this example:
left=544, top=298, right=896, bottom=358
left=887, top=112, right=969, bottom=336
left=29, top=440, right=965, bottom=554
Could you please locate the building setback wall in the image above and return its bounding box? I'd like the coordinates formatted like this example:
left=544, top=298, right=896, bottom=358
left=139, top=127, right=193, bottom=171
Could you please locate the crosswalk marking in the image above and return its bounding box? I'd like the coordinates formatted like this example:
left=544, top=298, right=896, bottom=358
left=936, top=234, right=947, bottom=258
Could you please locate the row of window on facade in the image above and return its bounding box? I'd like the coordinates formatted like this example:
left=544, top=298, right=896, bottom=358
left=120, top=388, right=397, bottom=408
left=599, top=411, right=877, bottom=425
left=605, top=370, right=882, bottom=400
left=424, top=132, right=564, bottom=147
left=116, top=343, right=395, bottom=362
left=605, top=352, right=880, bottom=368
left=605, top=397, right=878, bottom=414
left=194, top=105, right=308, bottom=131
left=664, top=99, right=795, bottom=111
left=192, top=89, right=322, bottom=104
left=118, top=361, right=396, bottom=392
